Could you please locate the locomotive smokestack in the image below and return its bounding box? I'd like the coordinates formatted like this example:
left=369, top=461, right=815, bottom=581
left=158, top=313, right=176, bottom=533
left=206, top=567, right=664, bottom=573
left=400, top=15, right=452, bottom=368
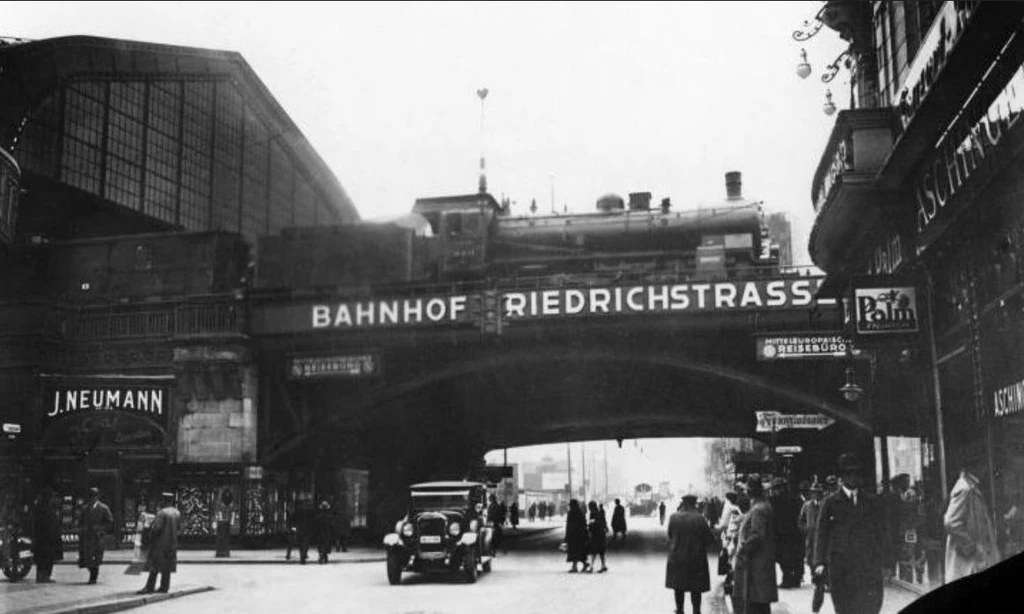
left=725, top=171, right=742, bottom=200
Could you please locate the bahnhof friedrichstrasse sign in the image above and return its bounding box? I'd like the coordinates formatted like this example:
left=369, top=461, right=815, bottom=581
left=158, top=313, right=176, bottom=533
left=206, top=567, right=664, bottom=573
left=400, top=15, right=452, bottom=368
left=252, top=278, right=829, bottom=335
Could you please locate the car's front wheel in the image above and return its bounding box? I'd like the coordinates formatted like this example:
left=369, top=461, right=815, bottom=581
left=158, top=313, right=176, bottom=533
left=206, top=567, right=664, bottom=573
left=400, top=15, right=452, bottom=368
left=463, top=550, right=478, bottom=583
left=386, top=552, right=403, bottom=585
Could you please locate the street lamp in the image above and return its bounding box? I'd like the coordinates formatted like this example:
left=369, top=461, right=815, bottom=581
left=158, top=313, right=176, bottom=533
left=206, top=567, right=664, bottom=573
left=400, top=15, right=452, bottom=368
left=796, top=48, right=812, bottom=79
left=823, top=90, right=837, bottom=116
left=839, top=366, right=864, bottom=402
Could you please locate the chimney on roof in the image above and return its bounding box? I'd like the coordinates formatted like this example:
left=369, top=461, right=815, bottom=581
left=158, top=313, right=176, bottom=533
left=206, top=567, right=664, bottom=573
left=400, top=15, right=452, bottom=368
left=726, top=171, right=742, bottom=200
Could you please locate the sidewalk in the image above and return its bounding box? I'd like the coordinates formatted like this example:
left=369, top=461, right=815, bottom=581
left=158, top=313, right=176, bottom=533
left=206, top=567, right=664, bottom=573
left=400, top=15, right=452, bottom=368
left=708, top=577, right=923, bottom=614
left=49, top=523, right=555, bottom=565
left=53, top=545, right=385, bottom=565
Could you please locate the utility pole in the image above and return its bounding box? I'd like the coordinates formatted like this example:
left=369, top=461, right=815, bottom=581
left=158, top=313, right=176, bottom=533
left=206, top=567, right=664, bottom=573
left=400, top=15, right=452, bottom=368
left=581, top=442, right=587, bottom=502
left=603, top=441, right=609, bottom=500
left=476, top=88, right=488, bottom=193
left=567, top=442, right=573, bottom=505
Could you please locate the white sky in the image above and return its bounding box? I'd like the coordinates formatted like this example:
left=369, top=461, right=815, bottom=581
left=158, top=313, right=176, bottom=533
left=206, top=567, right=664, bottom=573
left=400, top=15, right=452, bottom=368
left=3, top=1, right=850, bottom=265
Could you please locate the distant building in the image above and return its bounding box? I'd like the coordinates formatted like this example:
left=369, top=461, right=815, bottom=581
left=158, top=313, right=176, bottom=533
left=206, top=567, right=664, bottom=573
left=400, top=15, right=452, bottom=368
left=765, top=212, right=793, bottom=268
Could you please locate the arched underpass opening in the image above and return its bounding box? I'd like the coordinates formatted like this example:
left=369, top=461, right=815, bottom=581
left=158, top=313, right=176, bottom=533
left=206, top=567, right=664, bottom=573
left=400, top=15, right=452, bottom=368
left=261, top=345, right=874, bottom=537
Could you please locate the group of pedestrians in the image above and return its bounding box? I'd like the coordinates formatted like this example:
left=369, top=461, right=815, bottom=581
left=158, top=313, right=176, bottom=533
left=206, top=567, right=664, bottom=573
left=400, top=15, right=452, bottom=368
left=562, top=498, right=612, bottom=573
left=527, top=500, right=559, bottom=522
left=284, top=498, right=350, bottom=564
left=29, top=486, right=182, bottom=594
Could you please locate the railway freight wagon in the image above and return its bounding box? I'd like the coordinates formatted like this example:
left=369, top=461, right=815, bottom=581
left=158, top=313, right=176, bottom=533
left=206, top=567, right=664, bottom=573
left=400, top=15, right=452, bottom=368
left=254, top=187, right=771, bottom=292
left=44, top=231, right=250, bottom=301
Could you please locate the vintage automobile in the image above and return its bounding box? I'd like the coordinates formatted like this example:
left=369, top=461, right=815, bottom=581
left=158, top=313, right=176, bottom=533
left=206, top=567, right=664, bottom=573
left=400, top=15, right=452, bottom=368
left=383, top=481, right=495, bottom=584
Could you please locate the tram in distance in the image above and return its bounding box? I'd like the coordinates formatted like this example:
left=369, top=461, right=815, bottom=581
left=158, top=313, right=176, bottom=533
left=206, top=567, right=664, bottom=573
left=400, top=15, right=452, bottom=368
left=254, top=188, right=781, bottom=291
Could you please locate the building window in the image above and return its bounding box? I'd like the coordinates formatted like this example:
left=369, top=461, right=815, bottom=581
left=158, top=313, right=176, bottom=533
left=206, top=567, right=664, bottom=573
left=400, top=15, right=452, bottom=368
left=874, top=2, right=893, bottom=107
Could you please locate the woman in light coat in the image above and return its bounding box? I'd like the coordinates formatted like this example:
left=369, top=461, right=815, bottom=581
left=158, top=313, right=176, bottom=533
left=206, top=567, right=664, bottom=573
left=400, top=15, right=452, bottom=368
left=943, top=469, right=999, bottom=583
left=732, top=479, right=777, bottom=614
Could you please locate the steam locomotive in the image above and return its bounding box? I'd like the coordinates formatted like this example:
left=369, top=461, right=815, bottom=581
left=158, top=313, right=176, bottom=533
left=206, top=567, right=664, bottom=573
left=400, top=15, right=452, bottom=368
left=255, top=172, right=778, bottom=291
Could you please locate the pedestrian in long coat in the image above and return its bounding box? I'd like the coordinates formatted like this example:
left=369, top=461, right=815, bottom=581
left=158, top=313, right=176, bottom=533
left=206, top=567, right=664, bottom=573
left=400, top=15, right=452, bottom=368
left=943, top=469, right=999, bottom=583
left=563, top=499, right=589, bottom=572
left=732, top=478, right=777, bottom=614
left=586, top=500, right=608, bottom=572
left=813, top=454, right=886, bottom=614
left=665, top=495, right=716, bottom=614
left=510, top=501, right=520, bottom=529
left=32, top=488, right=62, bottom=583
left=770, top=477, right=805, bottom=588
left=138, top=492, right=180, bottom=594
left=611, top=498, right=627, bottom=541
left=315, top=501, right=335, bottom=564
left=798, top=481, right=824, bottom=570
left=78, top=487, right=113, bottom=585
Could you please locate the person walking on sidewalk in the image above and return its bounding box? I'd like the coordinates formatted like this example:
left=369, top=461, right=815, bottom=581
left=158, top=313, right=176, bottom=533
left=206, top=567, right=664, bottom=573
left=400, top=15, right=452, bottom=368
left=510, top=501, right=520, bottom=532
left=943, top=468, right=999, bottom=583
left=79, top=487, right=113, bottom=585
left=611, top=498, right=627, bottom=543
left=315, top=500, right=335, bottom=564
left=138, top=492, right=180, bottom=594
left=32, top=488, right=62, bottom=583
left=665, top=495, right=716, bottom=614
left=586, top=500, right=608, bottom=573
left=798, top=480, right=824, bottom=577
left=814, top=454, right=886, bottom=614
left=659, top=500, right=667, bottom=526
left=732, top=476, right=777, bottom=614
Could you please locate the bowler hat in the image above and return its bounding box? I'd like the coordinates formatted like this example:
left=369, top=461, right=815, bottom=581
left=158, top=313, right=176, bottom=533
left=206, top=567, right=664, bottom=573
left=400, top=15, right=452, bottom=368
left=89, top=486, right=100, bottom=496
left=825, top=475, right=839, bottom=487
left=837, top=453, right=863, bottom=472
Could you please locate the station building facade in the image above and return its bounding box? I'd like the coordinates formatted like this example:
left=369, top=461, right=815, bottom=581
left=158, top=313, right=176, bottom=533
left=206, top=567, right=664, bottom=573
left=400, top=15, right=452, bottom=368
left=807, top=0, right=1024, bottom=591
left=0, top=35, right=358, bottom=546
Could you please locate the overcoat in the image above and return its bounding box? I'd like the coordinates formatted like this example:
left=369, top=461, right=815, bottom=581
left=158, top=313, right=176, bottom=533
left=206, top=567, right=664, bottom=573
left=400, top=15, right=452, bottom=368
left=732, top=500, right=778, bottom=608
left=813, top=489, right=885, bottom=614
left=32, top=498, right=63, bottom=565
left=664, top=510, right=716, bottom=592
left=588, top=508, right=608, bottom=554
left=564, top=507, right=588, bottom=563
left=145, top=505, right=181, bottom=573
left=611, top=503, right=627, bottom=533
left=943, top=472, right=999, bottom=583
left=78, top=500, right=113, bottom=568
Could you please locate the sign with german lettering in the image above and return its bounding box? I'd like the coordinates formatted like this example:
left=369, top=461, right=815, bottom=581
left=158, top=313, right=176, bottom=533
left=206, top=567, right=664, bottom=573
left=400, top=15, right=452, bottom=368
left=854, top=287, right=919, bottom=335
left=44, top=385, right=168, bottom=428
left=994, top=377, right=1024, bottom=418
left=288, top=354, right=380, bottom=379
left=251, top=278, right=829, bottom=335
left=755, top=411, right=836, bottom=433
left=756, top=334, right=853, bottom=360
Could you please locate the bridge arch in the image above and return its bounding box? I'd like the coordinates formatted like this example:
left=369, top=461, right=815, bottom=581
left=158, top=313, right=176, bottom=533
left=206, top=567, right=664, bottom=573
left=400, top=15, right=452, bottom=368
left=264, top=345, right=864, bottom=465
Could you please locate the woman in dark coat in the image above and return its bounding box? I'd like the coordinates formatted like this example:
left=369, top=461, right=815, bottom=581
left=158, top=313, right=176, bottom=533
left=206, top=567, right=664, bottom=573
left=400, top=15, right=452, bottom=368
left=611, top=498, right=627, bottom=542
left=315, top=501, right=335, bottom=564
left=587, top=500, right=609, bottom=572
left=32, top=488, right=62, bottom=583
left=665, top=495, right=716, bottom=613
left=563, top=499, right=589, bottom=572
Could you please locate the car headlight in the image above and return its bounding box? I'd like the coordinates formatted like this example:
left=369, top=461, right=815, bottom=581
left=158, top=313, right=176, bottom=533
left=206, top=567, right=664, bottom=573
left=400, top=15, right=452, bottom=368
left=448, top=522, right=461, bottom=536
left=401, top=522, right=414, bottom=537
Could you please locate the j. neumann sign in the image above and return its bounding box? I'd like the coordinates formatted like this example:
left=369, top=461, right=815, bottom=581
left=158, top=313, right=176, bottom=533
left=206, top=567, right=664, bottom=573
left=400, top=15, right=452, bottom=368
left=252, top=278, right=830, bottom=334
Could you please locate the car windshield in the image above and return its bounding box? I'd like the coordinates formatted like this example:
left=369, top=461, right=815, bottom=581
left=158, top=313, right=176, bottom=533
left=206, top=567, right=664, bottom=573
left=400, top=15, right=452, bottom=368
left=410, top=490, right=471, bottom=512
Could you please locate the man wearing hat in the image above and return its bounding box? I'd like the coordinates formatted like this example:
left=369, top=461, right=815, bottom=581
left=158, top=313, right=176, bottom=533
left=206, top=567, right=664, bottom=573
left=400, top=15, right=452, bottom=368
left=798, top=479, right=825, bottom=576
left=770, top=477, right=804, bottom=588
left=814, top=454, right=886, bottom=614
left=665, top=494, right=717, bottom=614
left=79, top=487, right=113, bottom=585
left=138, top=492, right=180, bottom=594
left=732, top=476, right=777, bottom=614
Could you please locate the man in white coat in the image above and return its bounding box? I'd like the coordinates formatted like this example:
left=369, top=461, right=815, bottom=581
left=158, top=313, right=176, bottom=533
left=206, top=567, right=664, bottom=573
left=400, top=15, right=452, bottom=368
left=943, top=469, right=999, bottom=583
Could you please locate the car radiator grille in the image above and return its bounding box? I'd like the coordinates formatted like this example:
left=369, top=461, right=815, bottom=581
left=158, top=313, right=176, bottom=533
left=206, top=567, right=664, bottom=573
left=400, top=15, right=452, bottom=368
left=417, top=516, right=447, bottom=551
